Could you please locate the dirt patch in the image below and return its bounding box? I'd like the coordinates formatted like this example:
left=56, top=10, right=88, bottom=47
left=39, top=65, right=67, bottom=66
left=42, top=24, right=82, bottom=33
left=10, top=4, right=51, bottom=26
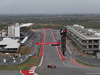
left=19, top=46, right=31, bottom=55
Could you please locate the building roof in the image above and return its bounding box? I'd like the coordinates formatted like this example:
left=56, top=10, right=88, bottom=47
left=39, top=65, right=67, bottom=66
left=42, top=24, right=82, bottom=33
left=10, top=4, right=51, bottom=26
left=0, top=38, right=20, bottom=49
left=20, top=23, right=33, bottom=28
left=66, top=25, right=100, bottom=40
left=21, top=36, right=28, bottom=43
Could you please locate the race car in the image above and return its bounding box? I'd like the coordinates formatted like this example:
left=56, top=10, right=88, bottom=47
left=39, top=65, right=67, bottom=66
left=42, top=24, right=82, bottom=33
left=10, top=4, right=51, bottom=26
left=47, top=64, right=56, bottom=69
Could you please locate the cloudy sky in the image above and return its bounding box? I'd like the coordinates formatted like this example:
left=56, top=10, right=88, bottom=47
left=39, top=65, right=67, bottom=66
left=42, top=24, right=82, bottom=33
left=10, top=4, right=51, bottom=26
left=0, top=0, right=100, bottom=14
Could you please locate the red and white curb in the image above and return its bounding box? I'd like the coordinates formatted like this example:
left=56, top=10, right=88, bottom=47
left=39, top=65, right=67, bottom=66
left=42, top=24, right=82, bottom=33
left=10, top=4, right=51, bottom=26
left=29, top=66, right=37, bottom=73
left=20, top=66, right=38, bottom=75
left=38, top=31, right=45, bottom=67
left=20, top=31, right=45, bottom=75
left=71, top=57, right=89, bottom=67
left=38, top=56, right=43, bottom=67
left=51, top=30, right=66, bottom=62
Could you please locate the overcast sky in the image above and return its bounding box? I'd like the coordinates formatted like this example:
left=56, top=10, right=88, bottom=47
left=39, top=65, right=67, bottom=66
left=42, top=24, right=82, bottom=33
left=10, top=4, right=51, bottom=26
left=0, top=0, right=100, bottom=14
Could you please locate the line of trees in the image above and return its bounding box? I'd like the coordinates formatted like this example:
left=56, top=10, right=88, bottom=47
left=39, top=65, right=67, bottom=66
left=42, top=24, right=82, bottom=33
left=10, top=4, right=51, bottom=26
left=0, top=14, right=100, bottom=30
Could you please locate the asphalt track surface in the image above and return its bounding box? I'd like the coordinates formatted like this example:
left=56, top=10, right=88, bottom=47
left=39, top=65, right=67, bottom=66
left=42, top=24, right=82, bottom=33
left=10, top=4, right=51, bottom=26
left=0, top=70, right=21, bottom=75
left=1, top=30, right=100, bottom=75
left=35, top=30, right=100, bottom=75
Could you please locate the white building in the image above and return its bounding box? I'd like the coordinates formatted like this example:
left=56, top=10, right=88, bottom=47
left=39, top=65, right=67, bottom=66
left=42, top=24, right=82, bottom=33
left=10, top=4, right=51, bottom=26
left=65, top=24, right=100, bottom=54
left=8, top=23, right=33, bottom=40
left=0, top=38, right=20, bottom=52
left=8, top=23, right=20, bottom=39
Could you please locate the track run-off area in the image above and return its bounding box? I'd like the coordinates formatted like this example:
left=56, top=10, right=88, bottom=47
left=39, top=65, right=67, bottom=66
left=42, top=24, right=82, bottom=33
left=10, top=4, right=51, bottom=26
left=21, top=28, right=100, bottom=75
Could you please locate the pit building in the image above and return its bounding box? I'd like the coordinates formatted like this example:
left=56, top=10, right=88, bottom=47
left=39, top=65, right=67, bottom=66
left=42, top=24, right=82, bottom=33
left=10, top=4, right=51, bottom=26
left=65, top=24, right=100, bottom=55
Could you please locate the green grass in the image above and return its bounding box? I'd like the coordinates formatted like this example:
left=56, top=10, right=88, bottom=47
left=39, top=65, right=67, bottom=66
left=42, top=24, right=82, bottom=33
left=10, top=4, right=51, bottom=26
left=22, top=56, right=41, bottom=70
left=75, top=59, right=100, bottom=67
left=0, top=56, right=41, bottom=70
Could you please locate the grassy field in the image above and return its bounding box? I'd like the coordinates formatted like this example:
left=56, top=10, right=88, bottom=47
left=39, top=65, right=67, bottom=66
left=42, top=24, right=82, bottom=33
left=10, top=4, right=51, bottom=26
left=22, top=56, right=41, bottom=70
left=32, top=21, right=100, bottom=29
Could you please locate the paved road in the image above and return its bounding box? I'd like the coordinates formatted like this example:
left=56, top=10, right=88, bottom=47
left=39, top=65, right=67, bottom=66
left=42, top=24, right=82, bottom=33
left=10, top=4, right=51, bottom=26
left=0, top=70, right=21, bottom=75
left=1, top=30, right=100, bottom=75
left=35, top=30, right=100, bottom=75
left=54, top=30, right=100, bottom=74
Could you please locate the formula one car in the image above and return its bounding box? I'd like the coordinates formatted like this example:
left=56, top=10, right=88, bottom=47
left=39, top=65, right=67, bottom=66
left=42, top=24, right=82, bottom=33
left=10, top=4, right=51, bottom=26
left=47, top=64, right=56, bottom=69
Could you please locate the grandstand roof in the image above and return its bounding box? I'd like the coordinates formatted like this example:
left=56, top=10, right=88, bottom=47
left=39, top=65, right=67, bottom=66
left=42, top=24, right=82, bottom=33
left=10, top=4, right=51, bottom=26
left=0, top=38, right=20, bottom=49
left=21, top=36, right=28, bottom=43
left=20, top=23, right=33, bottom=28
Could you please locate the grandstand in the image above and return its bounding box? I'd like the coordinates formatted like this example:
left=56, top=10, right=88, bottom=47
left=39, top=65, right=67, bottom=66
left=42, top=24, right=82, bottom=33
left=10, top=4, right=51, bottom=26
left=0, top=23, right=33, bottom=53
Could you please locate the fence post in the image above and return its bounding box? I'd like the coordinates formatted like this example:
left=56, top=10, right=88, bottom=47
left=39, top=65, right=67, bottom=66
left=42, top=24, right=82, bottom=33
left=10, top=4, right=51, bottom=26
left=21, top=59, right=22, bottom=61
left=13, top=60, right=16, bottom=63
left=3, top=59, right=6, bottom=63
